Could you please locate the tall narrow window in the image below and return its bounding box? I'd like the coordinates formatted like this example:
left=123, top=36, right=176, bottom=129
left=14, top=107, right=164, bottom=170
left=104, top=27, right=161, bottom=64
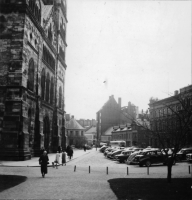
left=41, top=68, right=45, bottom=100
left=50, top=77, right=54, bottom=105
left=27, top=58, right=35, bottom=91
left=46, top=73, right=50, bottom=102
left=59, top=86, right=62, bottom=108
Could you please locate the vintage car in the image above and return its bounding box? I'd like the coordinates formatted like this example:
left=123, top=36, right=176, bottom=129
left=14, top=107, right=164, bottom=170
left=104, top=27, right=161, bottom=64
left=99, top=145, right=109, bottom=153
left=132, top=149, right=175, bottom=167
left=176, top=148, right=192, bottom=161
left=115, top=150, right=134, bottom=163
left=107, top=149, right=123, bottom=159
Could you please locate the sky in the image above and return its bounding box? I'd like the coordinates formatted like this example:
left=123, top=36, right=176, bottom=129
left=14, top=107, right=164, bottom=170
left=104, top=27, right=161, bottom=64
left=65, top=0, right=191, bottom=120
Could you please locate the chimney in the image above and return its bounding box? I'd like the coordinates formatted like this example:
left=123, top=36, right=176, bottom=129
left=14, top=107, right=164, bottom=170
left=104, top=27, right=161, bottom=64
left=174, top=90, right=178, bottom=96
left=118, top=98, right=121, bottom=108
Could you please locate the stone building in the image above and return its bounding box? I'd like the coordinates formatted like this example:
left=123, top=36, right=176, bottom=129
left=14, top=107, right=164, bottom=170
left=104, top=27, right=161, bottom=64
left=0, top=0, right=67, bottom=160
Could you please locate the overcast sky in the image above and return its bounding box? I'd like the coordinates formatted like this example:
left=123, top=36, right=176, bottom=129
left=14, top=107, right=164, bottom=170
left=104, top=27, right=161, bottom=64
left=65, top=0, right=191, bottom=120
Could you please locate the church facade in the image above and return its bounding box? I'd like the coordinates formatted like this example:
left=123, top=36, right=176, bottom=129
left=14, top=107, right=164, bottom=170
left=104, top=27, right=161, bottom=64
left=0, top=0, right=67, bottom=160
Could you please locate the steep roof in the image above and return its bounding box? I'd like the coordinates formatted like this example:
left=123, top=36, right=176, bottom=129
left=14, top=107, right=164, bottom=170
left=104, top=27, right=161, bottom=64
left=103, top=126, right=113, bottom=136
left=66, top=117, right=84, bottom=130
left=85, top=126, right=96, bottom=134
left=97, top=95, right=120, bottom=113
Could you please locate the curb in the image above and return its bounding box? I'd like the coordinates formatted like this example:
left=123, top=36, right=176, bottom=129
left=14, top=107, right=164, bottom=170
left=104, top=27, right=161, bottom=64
left=0, top=151, right=91, bottom=168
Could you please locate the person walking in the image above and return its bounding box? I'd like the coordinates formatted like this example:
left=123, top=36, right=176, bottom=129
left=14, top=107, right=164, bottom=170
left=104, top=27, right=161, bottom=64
left=39, top=151, right=49, bottom=178
left=61, top=151, right=67, bottom=166
left=58, top=146, right=61, bottom=153
left=52, top=151, right=60, bottom=169
left=83, top=144, right=86, bottom=152
left=68, top=147, right=73, bottom=160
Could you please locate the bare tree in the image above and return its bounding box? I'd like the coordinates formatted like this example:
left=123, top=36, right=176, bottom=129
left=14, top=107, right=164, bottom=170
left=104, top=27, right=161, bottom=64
left=123, top=91, right=192, bottom=182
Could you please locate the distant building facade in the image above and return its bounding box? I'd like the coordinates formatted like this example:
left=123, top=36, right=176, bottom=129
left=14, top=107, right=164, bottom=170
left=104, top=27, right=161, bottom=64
left=65, top=115, right=85, bottom=148
left=0, top=0, right=67, bottom=160
left=84, top=126, right=96, bottom=145
left=111, top=124, right=138, bottom=147
left=149, top=85, right=192, bottom=148
left=96, top=95, right=121, bottom=144
left=96, top=95, right=142, bottom=146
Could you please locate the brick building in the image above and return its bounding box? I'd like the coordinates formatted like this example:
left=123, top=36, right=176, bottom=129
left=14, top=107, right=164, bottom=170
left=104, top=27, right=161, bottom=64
left=0, top=0, right=67, bottom=160
left=96, top=95, right=121, bottom=144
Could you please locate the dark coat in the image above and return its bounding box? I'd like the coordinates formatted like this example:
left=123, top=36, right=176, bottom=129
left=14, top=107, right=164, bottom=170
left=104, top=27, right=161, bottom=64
left=68, top=148, right=73, bottom=157
left=39, top=154, right=49, bottom=174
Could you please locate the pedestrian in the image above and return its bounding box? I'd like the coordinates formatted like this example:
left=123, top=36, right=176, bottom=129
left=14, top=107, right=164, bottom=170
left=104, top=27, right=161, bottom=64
left=52, top=151, right=60, bottom=169
left=83, top=144, right=86, bottom=152
left=66, top=145, right=70, bottom=154
left=58, top=146, right=61, bottom=153
left=40, top=147, right=45, bottom=155
left=61, top=151, right=67, bottom=166
left=68, top=147, right=73, bottom=160
left=39, top=151, right=49, bottom=178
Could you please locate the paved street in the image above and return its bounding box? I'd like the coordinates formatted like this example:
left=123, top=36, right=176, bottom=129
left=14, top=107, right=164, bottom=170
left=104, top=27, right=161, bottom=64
left=0, top=148, right=191, bottom=199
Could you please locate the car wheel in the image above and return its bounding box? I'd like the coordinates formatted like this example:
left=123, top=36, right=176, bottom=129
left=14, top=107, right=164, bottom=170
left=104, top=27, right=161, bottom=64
left=145, top=160, right=151, bottom=167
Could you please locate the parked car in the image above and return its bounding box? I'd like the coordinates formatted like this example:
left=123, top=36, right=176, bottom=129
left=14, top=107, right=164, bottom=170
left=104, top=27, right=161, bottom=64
left=132, top=149, right=175, bottom=167
left=107, top=149, right=123, bottom=159
left=176, top=148, right=192, bottom=161
left=126, top=151, right=143, bottom=165
left=104, top=147, right=114, bottom=156
left=100, top=145, right=109, bottom=153
left=115, top=150, right=134, bottom=163
left=186, top=153, right=192, bottom=162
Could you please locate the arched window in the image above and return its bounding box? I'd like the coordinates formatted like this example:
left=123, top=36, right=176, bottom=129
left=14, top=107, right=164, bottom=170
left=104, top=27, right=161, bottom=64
left=59, top=86, right=62, bottom=108
left=50, top=77, right=54, bottom=105
left=27, top=58, right=35, bottom=91
left=41, top=68, right=45, bottom=100
left=46, top=73, right=50, bottom=102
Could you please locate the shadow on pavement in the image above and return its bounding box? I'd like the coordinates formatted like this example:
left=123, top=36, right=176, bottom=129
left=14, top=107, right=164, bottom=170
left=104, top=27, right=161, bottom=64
left=108, top=178, right=192, bottom=200
left=0, top=175, right=27, bottom=192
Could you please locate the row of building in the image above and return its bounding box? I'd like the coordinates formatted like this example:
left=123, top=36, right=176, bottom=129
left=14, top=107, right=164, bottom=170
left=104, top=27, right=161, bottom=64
left=95, top=85, right=192, bottom=149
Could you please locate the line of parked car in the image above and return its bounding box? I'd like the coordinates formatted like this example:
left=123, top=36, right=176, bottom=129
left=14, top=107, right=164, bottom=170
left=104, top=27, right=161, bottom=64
left=100, top=145, right=192, bottom=167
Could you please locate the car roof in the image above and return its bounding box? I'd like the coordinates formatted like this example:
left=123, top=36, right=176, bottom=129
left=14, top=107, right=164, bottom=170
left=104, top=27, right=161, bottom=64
left=181, top=147, right=192, bottom=150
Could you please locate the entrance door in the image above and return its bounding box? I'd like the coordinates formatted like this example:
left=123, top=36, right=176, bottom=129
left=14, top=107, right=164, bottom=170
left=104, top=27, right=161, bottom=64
left=43, top=116, right=50, bottom=152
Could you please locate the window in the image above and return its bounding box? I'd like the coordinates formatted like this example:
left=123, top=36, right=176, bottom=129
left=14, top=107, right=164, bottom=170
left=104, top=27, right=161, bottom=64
left=29, top=0, right=41, bottom=23
left=50, top=77, right=54, bottom=105
left=42, top=45, right=55, bottom=71
left=41, top=68, right=45, bottom=100
left=46, top=73, right=50, bottom=102
left=27, top=58, right=35, bottom=91
left=48, top=24, right=52, bottom=42
left=76, top=131, right=78, bottom=136
left=59, top=86, right=62, bottom=108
